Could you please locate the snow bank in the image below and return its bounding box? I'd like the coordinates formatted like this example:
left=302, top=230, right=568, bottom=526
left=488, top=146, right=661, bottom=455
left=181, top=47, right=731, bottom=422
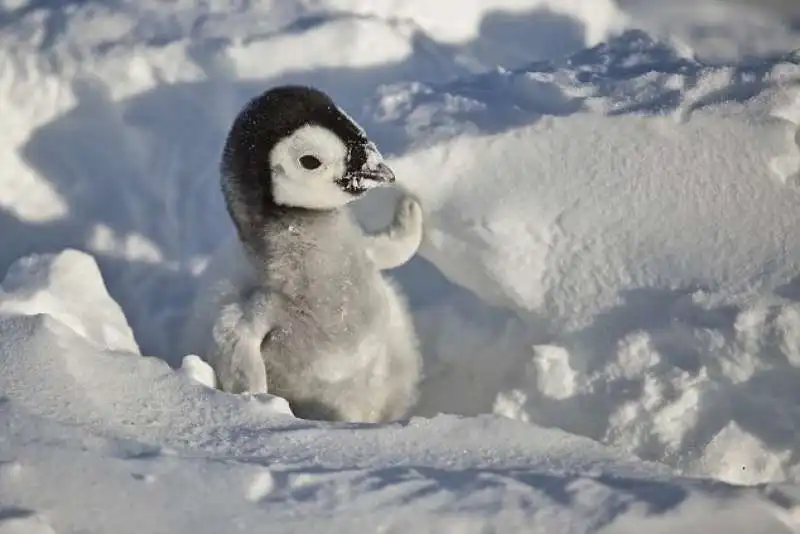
left=0, top=248, right=796, bottom=533
left=370, top=32, right=800, bottom=483
left=0, top=249, right=138, bottom=354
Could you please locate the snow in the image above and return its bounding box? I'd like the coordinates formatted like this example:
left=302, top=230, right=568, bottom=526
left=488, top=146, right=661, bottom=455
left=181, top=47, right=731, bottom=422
left=375, top=34, right=800, bottom=483
left=2, top=0, right=800, bottom=531
left=0, top=250, right=796, bottom=532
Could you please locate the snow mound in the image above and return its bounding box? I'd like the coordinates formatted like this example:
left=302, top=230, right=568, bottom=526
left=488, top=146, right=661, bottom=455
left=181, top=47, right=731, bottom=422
left=364, top=31, right=800, bottom=482
left=0, top=249, right=797, bottom=533
left=177, top=354, right=218, bottom=389
left=0, top=249, right=138, bottom=354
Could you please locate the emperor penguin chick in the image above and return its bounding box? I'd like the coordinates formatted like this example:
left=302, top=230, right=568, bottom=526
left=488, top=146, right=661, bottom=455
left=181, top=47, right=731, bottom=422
left=182, top=85, right=424, bottom=423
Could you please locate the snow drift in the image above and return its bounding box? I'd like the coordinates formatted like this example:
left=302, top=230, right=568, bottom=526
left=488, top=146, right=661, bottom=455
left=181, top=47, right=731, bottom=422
left=3, top=0, right=800, bottom=531
left=374, top=34, right=800, bottom=482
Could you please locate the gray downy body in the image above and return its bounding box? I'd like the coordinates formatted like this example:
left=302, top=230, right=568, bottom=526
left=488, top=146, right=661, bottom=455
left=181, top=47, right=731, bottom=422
left=247, top=206, right=419, bottom=422
left=184, top=205, right=421, bottom=422
left=181, top=84, right=423, bottom=423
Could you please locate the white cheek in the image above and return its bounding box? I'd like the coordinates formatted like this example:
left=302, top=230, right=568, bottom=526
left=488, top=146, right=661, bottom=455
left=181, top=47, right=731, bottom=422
left=268, top=124, right=357, bottom=209
left=272, top=171, right=353, bottom=209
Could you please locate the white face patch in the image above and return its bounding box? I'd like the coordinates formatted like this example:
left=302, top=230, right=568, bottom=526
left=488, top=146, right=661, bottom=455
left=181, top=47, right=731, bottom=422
left=269, top=124, right=355, bottom=209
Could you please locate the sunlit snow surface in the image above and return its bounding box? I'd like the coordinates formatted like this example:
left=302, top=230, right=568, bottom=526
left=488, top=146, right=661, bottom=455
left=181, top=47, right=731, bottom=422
left=2, top=0, right=800, bottom=532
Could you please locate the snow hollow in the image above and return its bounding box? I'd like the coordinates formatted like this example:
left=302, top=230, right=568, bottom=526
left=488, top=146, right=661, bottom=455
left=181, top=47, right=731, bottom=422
left=2, top=0, right=800, bottom=532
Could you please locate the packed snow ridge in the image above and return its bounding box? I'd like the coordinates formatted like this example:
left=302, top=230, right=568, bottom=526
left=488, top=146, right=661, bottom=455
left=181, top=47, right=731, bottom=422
left=2, top=0, right=800, bottom=531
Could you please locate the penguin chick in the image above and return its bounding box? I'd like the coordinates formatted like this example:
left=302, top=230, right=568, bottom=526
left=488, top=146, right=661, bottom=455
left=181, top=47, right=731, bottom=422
left=182, top=85, right=424, bottom=423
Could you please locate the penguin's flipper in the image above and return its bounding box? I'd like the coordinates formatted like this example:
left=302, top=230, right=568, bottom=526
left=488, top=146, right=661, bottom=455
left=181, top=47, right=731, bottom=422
left=210, top=289, right=274, bottom=394
left=365, top=193, right=424, bottom=270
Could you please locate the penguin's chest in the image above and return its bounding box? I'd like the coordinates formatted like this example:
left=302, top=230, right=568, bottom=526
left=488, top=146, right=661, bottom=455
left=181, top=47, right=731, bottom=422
left=262, top=244, right=389, bottom=382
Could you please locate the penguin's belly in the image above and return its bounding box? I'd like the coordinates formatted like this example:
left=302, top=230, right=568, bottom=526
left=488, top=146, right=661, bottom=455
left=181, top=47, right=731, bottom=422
left=263, top=297, right=395, bottom=422
left=305, top=327, right=389, bottom=384
left=262, top=274, right=390, bottom=393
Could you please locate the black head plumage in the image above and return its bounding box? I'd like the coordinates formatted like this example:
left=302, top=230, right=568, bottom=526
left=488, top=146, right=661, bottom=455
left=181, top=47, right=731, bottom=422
left=220, top=85, right=396, bottom=240
left=222, top=87, right=367, bottom=198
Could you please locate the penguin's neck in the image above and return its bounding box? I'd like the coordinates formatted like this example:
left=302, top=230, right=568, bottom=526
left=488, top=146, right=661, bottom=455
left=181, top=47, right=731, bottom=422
left=242, top=205, right=361, bottom=271
left=262, top=204, right=353, bottom=240
left=263, top=204, right=342, bottom=228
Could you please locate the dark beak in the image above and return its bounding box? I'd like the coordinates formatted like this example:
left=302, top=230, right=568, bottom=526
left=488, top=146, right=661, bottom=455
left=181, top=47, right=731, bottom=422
left=338, top=143, right=396, bottom=194
left=355, top=162, right=395, bottom=184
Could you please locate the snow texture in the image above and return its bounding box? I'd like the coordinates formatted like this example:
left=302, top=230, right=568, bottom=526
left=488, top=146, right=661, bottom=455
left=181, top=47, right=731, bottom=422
left=2, top=0, right=800, bottom=531
left=0, top=250, right=797, bottom=533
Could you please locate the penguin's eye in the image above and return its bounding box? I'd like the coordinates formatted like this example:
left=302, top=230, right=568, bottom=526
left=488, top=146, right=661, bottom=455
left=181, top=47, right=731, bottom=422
left=299, top=155, right=322, bottom=170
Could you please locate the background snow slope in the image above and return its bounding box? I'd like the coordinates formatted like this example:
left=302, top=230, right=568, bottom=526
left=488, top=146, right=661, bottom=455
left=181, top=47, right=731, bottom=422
left=3, top=0, right=800, bottom=531
left=376, top=36, right=800, bottom=483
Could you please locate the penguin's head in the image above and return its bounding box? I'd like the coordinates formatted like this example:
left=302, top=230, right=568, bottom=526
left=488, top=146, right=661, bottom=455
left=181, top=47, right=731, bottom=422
left=221, top=85, right=395, bottom=217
